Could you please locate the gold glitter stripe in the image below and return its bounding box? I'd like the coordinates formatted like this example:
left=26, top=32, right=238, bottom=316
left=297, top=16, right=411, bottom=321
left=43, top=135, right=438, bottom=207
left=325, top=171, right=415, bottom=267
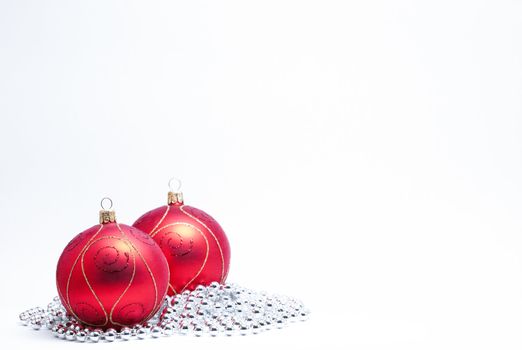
left=180, top=205, right=226, bottom=282
left=116, top=223, right=160, bottom=321
left=223, top=263, right=230, bottom=282
left=169, top=283, right=177, bottom=295
left=149, top=205, right=171, bottom=238
left=79, top=235, right=132, bottom=327
left=79, top=235, right=136, bottom=327
left=65, top=225, right=106, bottom=326
left=109, top=240, right=136, bottom=327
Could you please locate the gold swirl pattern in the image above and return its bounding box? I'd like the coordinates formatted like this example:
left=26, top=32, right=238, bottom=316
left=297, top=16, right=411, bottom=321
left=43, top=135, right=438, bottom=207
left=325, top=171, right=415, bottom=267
left=79, top=235, right=133, bottom=327
left=159, top=231, right=194, bottom=257
left=153, top=221, right=209, bottom=293
left=94, top=246, right=130, bottom=272
left=180, top=206, right=226, bottom=283
left=74, top=302, right=103, bottom=324
left=115, top=223, right=161, bottom=322
left=117, top=303, right=145, bottom=324
left=108, top=238, right=137, bottom=327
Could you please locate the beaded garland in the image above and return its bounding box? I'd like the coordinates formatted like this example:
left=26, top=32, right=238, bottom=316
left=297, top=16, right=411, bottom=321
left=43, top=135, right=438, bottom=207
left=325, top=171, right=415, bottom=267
left=19, top=283, right=310, bottom=342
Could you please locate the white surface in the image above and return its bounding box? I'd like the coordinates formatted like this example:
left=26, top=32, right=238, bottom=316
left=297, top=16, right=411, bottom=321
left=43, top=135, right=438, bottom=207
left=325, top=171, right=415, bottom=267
left=1, top=1, right=522, bottom=349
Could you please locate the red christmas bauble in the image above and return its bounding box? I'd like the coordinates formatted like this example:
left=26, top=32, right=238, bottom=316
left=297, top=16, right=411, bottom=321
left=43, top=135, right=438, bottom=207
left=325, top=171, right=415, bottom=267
left=56, top=207, right=169, bottom=330
left=133, top=190, right=230, bottom=295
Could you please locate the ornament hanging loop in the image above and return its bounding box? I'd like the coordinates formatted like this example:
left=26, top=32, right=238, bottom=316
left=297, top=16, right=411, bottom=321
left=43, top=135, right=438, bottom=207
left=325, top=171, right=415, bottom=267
left=100, top=197, right=113, bottom=210
left=168, top=177, right=182, bottom=192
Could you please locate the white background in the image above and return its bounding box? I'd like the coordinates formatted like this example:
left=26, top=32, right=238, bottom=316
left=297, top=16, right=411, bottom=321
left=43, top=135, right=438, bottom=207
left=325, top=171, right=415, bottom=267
left=1, top=1, right=522, bottom=349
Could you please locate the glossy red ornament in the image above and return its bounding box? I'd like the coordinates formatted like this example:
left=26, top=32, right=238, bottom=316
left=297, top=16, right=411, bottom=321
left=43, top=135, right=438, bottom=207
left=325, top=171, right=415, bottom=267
left=56, top=203, right=169, bottom=330
left=133, top=188, right=231, bottom=295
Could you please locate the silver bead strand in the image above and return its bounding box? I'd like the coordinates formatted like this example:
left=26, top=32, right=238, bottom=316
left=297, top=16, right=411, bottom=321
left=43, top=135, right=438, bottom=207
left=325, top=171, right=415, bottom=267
left=19, top=283, right=310, bottom=342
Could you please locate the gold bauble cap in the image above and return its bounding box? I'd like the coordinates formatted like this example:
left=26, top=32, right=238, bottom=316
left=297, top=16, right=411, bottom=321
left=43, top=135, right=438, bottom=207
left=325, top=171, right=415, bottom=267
left=168, top=191, right=184, bottom=205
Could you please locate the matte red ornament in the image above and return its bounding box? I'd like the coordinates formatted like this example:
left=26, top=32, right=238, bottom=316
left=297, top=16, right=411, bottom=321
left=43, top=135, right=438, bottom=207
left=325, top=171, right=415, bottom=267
left=133, top=185, right=231, bottom=295
left=56, top=200, right=169, bottom=330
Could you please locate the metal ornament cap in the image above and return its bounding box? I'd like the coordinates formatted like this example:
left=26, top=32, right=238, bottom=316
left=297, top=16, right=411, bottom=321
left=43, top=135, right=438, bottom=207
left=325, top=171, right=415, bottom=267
left=99, top=210, right=116, bottom=224
left=167, top=191, right=184, bottom=205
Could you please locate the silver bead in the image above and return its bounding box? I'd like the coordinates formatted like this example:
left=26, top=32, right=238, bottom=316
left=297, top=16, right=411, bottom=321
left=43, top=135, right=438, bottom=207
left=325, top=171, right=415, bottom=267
left=239, top=324, right=250, bottom=336
left=193, top=323, right=204, bottom=337
left=163, top=323, right=174, bottom=336
left=104, top=328, right=116, bottom=342
left=207, top=322, right=220, bottom=337
left=251, top=323, right=260, bottom=334
left=165, top=305, right=176, bottom=313
left=120, top=327, right=132, bottom=340
left=89, top=329, right=101, bottom=342
left=151, top=326, right=162, bottom=338
left=224, top=324, right=237, bottom=336
left=45, top=319, right=54, bottom=329
left=299, top=311, right=310, bottom=321
left=137, top=327, right=149, bottom=339
left=56, top=327, right=66, bottom=339
left=179, top=322, right=193, bottom=335
left=76, top=331, right=87, bottom=342
left=275, top=319, right=285, bottom=329
left=65, top=329, right=75, bottom=341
